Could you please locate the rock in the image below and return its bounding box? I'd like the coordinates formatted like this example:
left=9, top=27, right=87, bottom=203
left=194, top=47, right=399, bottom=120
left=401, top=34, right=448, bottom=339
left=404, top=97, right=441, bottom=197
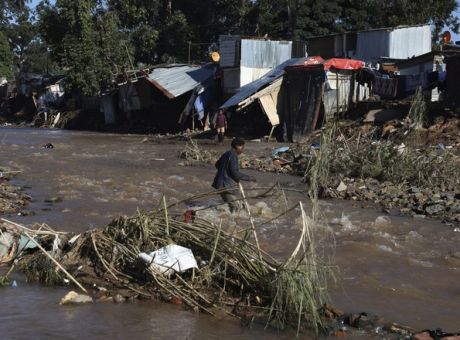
left=414, top=192, right=426, bottom=203
left=336, top=181, right=347, bottom=192
left=412, top=331, right=433, bottom=340
left=44, top=197, right=63, bottom=204
left=375, top=216, right=391, bottom=226
left=253, top=201, right=272, bottom=217
left=410, top=187, right=421, bottom=194
left=413, top=214, right=426, bottom=219
left=425, top=204, right=445, bottom=216
left=60, top=291, right=93, bottom=305
left=96, top=296, right=113, bottom=303
left=442, top=192, right=455, bottom=201
left=113, top=294, right=125, bottom=303
left=449, top=203, right=460, bottom=214
left=349, top=312, right=375, bottom=329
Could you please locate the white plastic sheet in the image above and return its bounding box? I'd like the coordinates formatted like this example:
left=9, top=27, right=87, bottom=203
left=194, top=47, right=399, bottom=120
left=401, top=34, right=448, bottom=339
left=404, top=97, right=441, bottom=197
left=139, top=245, right=198, bottom=275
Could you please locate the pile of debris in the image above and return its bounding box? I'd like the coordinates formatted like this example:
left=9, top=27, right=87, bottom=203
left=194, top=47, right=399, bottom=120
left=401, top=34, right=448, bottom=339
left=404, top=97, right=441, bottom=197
left=0, top=167, right=29, bottom=215
left=0, top=197, right=330, bottom=334
left=179, top=138, right=218, bottom=165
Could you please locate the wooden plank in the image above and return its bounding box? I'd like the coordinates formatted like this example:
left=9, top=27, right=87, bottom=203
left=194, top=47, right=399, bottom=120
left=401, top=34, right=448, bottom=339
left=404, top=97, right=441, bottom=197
left=259, top=94, right=280, bottom=126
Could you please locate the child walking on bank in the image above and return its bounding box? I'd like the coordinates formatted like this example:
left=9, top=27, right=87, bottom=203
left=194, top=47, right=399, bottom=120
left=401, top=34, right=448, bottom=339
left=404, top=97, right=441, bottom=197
left=215, top=110, right=227, bottom=143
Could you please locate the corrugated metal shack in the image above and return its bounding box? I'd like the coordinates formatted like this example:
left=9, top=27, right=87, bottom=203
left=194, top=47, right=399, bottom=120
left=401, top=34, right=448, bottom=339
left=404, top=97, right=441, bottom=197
left=221, top=57, right=365, bottom=141
left=306, top=25, right=432, bottom=63
left=283, top=58, right=325, bottom=141
left=102, top=64, right=218, bottom=131
left=219, top=36, right=307, bottom=96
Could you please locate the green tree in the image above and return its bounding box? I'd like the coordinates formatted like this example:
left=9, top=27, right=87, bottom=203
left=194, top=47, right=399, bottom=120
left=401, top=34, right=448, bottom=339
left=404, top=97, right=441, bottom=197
left=38, top=0, right=129, bottom=95
left=252, top=0, right=342, bottom=39
left=340, top=0, right=459, bottom=40
left=158, top=10, right=190, bottom=63
left=0, top=0, right=30, bottom=25
left=107, top=0, right=161, bottom=65
left=0, top=30, right=14, bottom=79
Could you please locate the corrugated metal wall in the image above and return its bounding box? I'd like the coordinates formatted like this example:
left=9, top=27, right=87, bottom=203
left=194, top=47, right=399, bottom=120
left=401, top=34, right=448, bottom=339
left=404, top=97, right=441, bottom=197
left=356, top=25, right=431, bottom=62
left=240, top=39, right=292, bottom=87
left=323, top=72, right=353, bottom=118
left=388, top=26, right=431, bottom=59
left=219, top=36, right=240, bottom=68
left=356, top=30, right=391, bottom=62
left=240, top=66, right=271, bottom=87
left=240, top=39, right=292, bottom=68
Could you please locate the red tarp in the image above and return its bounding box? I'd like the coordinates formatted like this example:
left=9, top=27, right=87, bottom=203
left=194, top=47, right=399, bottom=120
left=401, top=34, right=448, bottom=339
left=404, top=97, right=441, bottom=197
left=285, top=57, right=364, bottom=71
left=324, top=58, right=365, bottom=71
left=285, top=56, right=326, bottom=70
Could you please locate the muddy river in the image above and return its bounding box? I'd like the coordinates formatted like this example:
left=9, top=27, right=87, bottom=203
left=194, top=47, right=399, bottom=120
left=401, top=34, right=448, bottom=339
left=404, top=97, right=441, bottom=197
left=0, top=127, right=459, bottom=338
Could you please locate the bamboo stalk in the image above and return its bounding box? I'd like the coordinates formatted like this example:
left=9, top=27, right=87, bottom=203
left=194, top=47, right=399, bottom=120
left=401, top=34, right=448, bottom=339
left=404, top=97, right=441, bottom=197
left=163, top=196, right=169, bottom=237
left=283, top=202, right=308, bottom=268
left=1, top=218, right=67, bottom=235
left=91, top=233, right=119, bottom=281
left=208, top=220, right=222, bottom=268
left=239, top=183, right=262, bottom=262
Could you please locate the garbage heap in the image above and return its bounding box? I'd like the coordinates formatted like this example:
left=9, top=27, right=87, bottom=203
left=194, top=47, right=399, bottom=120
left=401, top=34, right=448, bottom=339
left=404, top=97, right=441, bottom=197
left=0, top=203, right=329, bottom=334
left=0, top=166, right=29, bottom=215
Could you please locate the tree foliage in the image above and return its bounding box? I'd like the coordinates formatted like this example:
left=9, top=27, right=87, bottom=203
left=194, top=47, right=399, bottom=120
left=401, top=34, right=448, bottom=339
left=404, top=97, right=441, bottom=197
left=0, top=0, right=452, bottom=94
left=340, top=0, right=459, bottom=39
left=0, top=30, right=14, bottom=79
left=38, top=0, right=130, bottom=96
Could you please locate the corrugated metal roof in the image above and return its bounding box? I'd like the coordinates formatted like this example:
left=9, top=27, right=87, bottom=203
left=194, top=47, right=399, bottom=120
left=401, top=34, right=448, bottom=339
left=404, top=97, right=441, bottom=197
left=221, top=58, right=305, bottom=109
left=147, top=64, right=215, bottom=99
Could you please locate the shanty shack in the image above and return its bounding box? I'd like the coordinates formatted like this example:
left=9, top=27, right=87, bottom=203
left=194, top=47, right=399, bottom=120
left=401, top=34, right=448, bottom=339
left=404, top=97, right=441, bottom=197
left=283, top=58, right=364, bottom=141
left=103, top=64, right=219, bottom=131
left=221, top=57, right=364, bottom=141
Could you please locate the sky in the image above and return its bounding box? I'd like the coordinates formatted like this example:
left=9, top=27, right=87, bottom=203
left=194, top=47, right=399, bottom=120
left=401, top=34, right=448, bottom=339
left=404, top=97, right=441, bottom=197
left=29, top=0, right=460, bottom=41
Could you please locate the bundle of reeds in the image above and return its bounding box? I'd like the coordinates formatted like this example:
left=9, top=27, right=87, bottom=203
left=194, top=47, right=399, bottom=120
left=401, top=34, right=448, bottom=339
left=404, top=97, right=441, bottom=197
left=0, top=190, right=331, bottom=334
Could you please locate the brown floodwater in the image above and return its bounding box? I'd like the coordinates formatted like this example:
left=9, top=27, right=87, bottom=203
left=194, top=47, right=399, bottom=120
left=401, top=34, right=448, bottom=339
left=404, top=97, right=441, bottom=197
left=0, top=127, right=459, bottom=338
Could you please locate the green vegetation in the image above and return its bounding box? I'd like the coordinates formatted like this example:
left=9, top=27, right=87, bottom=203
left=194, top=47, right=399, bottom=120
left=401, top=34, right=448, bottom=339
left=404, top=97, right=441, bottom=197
left=0, top=1, right=458, bottom=93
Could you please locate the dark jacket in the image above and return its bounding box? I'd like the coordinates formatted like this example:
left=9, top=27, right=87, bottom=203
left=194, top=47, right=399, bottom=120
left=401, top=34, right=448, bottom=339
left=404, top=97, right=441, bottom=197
left=212, top=149, right=250, bottom=189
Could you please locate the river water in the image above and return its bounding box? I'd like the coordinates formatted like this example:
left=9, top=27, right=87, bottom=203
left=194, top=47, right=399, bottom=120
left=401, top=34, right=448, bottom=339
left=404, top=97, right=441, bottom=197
left=0, top=127, right=459, bottom=338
